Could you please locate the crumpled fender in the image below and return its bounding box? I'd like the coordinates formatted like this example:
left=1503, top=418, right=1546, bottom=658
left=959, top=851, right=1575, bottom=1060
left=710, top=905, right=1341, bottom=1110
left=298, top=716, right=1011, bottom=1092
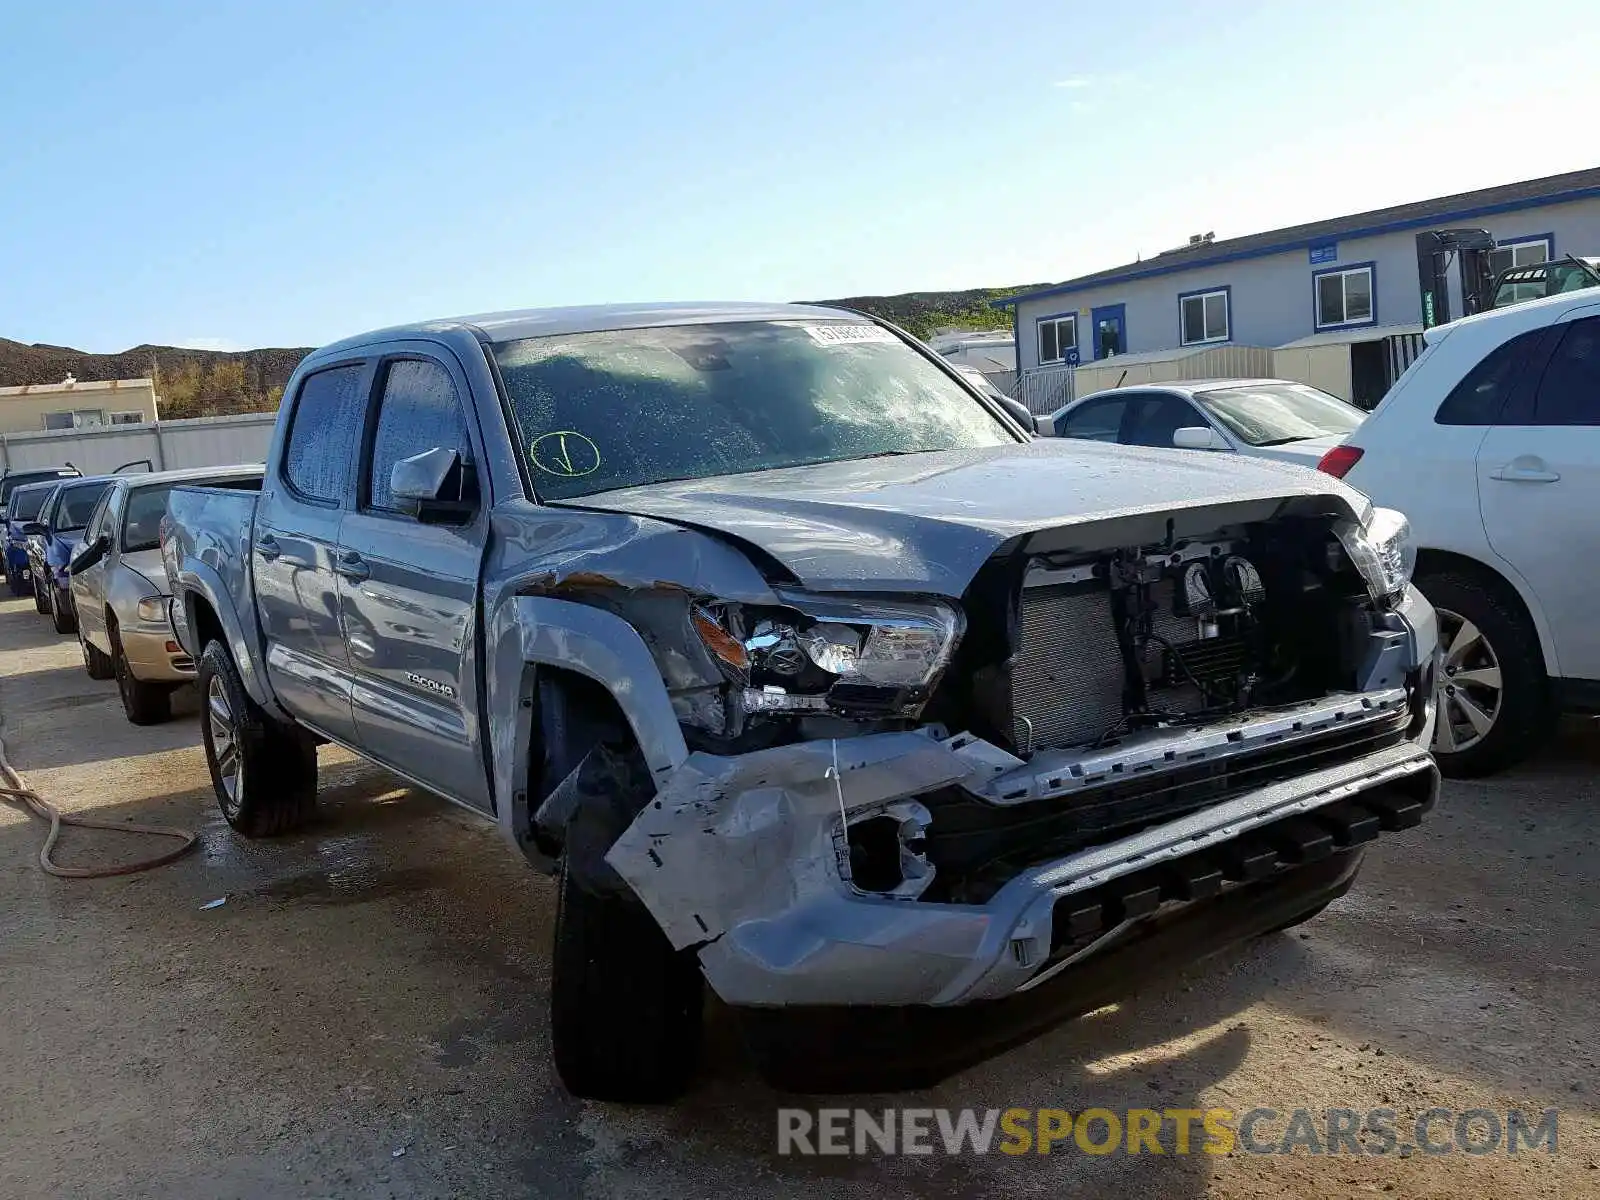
left=604, top=731, right=972, bottom=949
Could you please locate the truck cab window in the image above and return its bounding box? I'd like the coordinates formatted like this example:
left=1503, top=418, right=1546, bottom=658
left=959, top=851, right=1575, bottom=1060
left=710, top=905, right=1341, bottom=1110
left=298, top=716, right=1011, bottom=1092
left=284, top=365, right=366, bottom=502
left=367, top=359, right=473, bottom=512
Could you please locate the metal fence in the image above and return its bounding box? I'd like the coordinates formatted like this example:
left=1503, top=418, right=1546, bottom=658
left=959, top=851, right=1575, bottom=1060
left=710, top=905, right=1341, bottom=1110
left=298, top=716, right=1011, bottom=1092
left=1011, top=365, right=1076, bottom=417
left=0, top=412, right=276, bottom=475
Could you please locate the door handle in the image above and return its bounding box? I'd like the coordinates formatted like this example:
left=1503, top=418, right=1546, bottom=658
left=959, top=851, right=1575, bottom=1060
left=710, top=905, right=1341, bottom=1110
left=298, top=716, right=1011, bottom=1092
left=1489, top=460, right=1561, bottom=483
left=254, top=533, right=281, bottom=560
left=334, top=551, right=370, bottom=582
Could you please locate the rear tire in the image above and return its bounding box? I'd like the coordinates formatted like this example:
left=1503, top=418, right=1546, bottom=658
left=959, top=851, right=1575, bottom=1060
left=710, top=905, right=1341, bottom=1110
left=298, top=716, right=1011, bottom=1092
left=81, top=630, right=115, bottom=680
left=49, top=585, right=76, bottom=634
left=548, top=734, right=703, bottom=1103
left=1416, top=568, right=1552, bottom=778
left=110, top=622, right=171, bottom=725
left=197, top=640, right=318, bottom=836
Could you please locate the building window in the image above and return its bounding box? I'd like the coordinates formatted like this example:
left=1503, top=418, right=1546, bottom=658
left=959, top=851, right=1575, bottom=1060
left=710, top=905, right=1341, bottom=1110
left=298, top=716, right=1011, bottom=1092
left=1488, top=235, right=1553, bottom=304
left=1179, top=288, right=1229, bottom=346
left=1037, top=314, right=1078, bottom=365
left=110, top=411, right=145, bottom=425
left=42, top=409, right=106, bottom=431
left=1314, top=264, right=1375, bottom=329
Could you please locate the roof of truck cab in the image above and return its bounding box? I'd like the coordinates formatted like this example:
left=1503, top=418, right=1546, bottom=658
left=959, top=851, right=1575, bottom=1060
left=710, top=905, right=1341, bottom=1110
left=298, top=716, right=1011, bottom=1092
left=311, top=301, right=866, bottom=357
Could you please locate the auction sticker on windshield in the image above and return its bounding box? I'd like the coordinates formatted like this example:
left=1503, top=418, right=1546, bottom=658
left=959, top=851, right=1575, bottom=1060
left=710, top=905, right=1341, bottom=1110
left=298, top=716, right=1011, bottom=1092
left=530, top=430, right=602, bottom=477
left=799, top=323, right=899, bottom=347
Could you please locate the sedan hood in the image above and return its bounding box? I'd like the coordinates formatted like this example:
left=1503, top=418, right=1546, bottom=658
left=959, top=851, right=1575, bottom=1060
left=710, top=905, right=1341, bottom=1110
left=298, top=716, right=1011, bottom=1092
left=559, top=441, right=1369, bottom=595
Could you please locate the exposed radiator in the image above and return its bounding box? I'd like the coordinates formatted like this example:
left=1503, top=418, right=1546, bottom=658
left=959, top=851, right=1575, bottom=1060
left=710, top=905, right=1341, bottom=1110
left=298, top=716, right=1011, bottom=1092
left=1010, top=579, right=1241, bottom=751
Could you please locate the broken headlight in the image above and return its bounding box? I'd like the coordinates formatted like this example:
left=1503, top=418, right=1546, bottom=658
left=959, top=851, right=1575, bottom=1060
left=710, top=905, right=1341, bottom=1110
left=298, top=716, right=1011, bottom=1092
left=1335, top=506, right=1416, bottom=602
left=693, top=593, right=963, bottom=717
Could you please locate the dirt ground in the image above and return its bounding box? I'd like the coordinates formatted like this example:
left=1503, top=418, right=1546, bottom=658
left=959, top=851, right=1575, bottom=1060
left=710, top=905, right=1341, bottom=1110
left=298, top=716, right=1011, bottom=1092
left=0, top=595, right=1596, bottom=1199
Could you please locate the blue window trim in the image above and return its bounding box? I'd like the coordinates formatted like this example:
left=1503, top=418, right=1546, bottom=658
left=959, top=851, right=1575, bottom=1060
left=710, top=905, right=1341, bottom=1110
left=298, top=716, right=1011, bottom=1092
left=1176, top=285, right=1232, bottom=347
left=1089, top=302, right=1127, bottom=359
left=990, top=181, right=1600, bottom=309
left=1035, top=309, right=1080, bottom=365
left=1312, top=260, right=1378, bottom=331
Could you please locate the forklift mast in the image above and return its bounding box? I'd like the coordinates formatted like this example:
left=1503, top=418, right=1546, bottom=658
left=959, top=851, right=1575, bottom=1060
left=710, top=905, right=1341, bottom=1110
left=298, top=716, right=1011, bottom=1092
left=1415, top=227, right=1496, bottom=328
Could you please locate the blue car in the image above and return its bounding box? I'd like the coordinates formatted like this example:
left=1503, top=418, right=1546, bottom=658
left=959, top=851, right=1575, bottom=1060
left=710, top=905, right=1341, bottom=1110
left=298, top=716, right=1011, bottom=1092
left=24, top=475, right=116, bottom=633
left=0, top=468, right=79, bottom=594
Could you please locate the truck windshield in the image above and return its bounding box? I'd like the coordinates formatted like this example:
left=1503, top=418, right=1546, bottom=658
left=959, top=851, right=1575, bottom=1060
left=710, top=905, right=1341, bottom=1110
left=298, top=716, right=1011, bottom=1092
left=55, top=482, right=112, bottom=531
left=493, top=320, right=1014, bottom=500
left=1195, top=383, right=1364, bottom=446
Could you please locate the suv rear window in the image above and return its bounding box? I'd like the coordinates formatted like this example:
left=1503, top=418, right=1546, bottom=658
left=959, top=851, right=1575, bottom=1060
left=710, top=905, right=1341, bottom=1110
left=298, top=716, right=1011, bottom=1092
left=1434, top=329, right=1545, bottom=425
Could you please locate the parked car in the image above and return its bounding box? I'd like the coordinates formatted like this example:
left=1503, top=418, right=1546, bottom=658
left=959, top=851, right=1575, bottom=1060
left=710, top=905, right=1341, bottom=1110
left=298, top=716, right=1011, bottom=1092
left=1, top=467, right=79, bottom=592
left=4, top=480, right=66, bottom=597
left=23, top=476, right=118, bottom=633
left=69, top=465, right=265, bottom=724
left=163, top=302, right=1438, bottom=1102
left=1327, top=288, right=1600, bottom=777
left=1049, top=379, right=1366, bottom=465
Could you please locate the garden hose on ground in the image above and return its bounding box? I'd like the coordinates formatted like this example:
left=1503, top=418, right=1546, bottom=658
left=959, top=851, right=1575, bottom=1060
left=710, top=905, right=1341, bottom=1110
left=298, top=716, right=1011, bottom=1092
left=0, top=727, right=197, bottom=878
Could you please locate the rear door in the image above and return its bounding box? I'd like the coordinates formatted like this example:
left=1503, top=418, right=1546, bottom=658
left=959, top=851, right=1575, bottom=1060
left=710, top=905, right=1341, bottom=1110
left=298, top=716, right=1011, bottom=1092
left=1476, top=305, right=1600, bottom=680
left=336, top=348, right=491, bottom=810
left=254, top=361, right=371, bottom=742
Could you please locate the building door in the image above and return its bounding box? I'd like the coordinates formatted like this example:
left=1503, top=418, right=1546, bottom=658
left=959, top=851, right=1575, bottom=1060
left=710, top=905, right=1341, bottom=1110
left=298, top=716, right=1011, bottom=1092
left=1091, top=304, right=1127, bottom=359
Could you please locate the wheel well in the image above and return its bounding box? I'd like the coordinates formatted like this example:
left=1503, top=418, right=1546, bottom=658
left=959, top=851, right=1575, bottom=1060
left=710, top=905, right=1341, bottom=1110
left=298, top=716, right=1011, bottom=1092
left=1414, top=548, right=1547, bottom=673
left=189, top=595, right=225, bottom=655
left=526, top=666, right=637, bottom=865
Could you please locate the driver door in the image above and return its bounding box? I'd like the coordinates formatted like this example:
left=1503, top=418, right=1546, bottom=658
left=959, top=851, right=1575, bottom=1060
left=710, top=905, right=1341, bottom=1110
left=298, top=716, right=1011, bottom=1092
left=336, top=348, right=492, bottom=811
left=71, top=486, right=120, bottom=654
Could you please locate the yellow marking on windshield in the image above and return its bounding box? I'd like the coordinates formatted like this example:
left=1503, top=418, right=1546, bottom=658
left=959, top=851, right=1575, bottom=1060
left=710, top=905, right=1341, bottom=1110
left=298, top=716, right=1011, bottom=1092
left=530, top=430, right=601, bottom=477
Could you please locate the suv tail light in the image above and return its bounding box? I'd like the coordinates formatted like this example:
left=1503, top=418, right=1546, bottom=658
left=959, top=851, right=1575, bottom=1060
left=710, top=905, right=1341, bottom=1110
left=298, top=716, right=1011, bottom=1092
left=1317, top=445, right=1364, bottom=478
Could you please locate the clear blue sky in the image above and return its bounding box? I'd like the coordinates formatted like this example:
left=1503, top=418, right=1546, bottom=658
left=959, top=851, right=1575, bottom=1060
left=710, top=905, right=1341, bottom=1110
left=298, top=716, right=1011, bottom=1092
left=2, top=0, right=1593, bottom=352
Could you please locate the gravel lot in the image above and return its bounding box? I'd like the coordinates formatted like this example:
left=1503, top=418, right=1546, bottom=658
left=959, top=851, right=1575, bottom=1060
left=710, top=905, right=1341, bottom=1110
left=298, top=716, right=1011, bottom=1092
left=1, top=593, right=1596, bottom=1198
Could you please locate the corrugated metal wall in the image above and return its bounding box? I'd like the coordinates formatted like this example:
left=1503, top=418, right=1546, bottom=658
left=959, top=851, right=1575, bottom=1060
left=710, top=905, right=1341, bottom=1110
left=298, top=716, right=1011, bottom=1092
left=0, top=413, right=275, bottom=475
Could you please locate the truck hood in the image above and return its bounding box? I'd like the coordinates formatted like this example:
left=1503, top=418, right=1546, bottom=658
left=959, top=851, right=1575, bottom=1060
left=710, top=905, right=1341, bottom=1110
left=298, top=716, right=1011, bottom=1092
left=557, top=441, right=1369, bottom=595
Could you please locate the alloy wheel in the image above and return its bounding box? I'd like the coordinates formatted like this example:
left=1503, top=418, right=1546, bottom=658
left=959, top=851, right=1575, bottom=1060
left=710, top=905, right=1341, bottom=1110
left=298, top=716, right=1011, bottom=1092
left=207, top=675, right=243, bottom=815
left=1431, top=606, right=1503, bottom=755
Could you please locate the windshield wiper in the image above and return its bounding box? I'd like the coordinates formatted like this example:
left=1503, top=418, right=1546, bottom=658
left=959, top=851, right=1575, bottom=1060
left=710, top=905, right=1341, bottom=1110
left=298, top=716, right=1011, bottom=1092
left=1254, top=435, right=1318, bottom=447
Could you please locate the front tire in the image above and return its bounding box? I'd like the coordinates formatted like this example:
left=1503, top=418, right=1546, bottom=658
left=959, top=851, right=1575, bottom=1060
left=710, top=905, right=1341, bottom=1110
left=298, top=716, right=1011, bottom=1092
left=1417, top=568, right=1552, bottom=777
left=32, top=572, right=49, bottom=615
left=110, top=622, right=172, bottom=725
left=6, top=564, right=26, bottom=597
left=197, top=640, right=318, bottom=836
left=548, top=736, right=703, bottom=1103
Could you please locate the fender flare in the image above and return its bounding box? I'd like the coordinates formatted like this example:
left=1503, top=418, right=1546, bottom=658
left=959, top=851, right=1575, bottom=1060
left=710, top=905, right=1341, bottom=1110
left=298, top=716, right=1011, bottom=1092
left=176, top=562, right=276, bottom=712
left=486, top=594, right=690, bottom=866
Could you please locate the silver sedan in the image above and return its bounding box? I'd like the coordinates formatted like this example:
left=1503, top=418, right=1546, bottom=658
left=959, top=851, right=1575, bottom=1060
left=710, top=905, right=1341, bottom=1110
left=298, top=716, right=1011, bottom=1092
left=69, top=464, right=263, bottom=724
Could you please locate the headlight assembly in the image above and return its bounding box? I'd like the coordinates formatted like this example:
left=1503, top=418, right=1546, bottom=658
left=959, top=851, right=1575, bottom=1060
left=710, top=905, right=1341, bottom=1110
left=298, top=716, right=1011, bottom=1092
left=692, top=593, right=964, bottom=718
left=1335, top=506, right=1416, bottom=602
left=135, top=595, right=169, bottom=623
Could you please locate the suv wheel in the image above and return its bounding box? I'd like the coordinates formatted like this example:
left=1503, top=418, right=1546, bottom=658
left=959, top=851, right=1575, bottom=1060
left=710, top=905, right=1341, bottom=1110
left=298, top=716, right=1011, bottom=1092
left=81, top=630, right=115, bottom=680
left=109, top=621, right=171, bottom=724
left=1418, top=569, right=1552, bottom=777
left=548, top=737, right=703, bottom=1102
left=198, top=640, right=318, bottom=836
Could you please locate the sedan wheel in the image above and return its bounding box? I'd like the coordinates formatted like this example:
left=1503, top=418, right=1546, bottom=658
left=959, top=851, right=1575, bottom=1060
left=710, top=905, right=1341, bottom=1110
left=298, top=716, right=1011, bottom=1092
left=1431, top=606, right=1503, bottom=755
left=207, top=674, right=243, bottom=818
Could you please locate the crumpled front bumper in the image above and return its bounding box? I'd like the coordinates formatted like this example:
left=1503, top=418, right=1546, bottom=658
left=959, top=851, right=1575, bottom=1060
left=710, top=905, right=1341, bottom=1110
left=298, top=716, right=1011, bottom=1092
left=606, top=587, right=1440, bottom=1010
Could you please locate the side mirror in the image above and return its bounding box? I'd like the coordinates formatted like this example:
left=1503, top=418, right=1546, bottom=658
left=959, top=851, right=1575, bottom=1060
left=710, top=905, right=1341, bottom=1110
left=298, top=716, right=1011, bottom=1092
left=20, top=521, right=46, bottom=537
left=389, top=447, right=477, bottom=524
left=1172, top=426, right=1229, bottom=451
left=70, top=533, right=110, bottom=574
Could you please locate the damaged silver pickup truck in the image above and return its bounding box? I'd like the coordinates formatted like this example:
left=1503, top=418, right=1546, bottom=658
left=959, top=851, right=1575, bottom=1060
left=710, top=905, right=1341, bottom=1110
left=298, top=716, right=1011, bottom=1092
left=160, top=302, right=1440, bottom=1101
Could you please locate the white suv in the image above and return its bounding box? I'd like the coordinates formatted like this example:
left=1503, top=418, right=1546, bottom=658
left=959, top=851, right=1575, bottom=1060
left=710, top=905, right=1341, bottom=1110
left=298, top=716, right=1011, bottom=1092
left=1323, top=289, right=1600, bottom=776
